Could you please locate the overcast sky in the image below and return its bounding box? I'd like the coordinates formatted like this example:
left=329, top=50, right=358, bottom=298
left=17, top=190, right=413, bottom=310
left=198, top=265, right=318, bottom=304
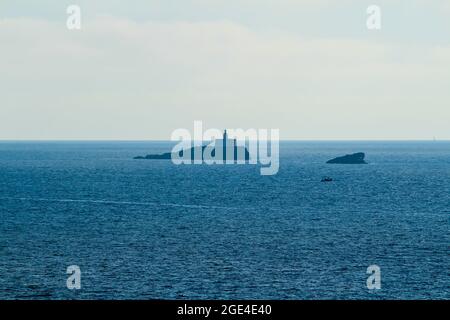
left=1, top=0, right=449, bottom=140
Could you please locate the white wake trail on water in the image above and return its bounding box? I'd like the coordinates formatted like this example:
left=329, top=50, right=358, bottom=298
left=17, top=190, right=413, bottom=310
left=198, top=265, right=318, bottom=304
left=0, top=197, right=240, bottom=210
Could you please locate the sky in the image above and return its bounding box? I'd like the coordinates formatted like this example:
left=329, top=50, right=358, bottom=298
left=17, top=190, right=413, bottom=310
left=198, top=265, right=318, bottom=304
left=1, top=0, right=449, bottom=140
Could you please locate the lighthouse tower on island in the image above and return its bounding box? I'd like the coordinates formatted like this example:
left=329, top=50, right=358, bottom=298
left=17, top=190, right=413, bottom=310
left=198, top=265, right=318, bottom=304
left=212, top=129, right=246, bottom=162
left=134, top=129, right=250, bottom=162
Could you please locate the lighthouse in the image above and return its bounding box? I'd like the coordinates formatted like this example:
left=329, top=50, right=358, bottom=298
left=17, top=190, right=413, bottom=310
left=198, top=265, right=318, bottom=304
left=223, top=130, right=228, bottom=161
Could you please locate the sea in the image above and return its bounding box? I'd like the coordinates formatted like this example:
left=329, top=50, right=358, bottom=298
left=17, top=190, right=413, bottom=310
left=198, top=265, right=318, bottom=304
left=0, top=141, right=448, bottom=299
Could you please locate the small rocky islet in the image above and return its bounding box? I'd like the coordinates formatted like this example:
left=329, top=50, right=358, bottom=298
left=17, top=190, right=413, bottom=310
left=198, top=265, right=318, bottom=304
left=326, top=152, right=368, bottom=164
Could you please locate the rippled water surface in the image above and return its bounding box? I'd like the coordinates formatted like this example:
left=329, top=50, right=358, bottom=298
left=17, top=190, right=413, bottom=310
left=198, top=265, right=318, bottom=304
left=0, top=141, right=448, bottom=299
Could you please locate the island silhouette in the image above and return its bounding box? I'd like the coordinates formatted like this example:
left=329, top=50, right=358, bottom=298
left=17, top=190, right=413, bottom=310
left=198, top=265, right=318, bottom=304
left=134, top=130, right=251, bottom=162
left=326, top=152, right=368, bottom=164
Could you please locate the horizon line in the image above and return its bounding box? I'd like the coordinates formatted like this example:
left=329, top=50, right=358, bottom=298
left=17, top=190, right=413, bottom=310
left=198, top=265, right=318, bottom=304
left=0, top=139, right=449, bottom=142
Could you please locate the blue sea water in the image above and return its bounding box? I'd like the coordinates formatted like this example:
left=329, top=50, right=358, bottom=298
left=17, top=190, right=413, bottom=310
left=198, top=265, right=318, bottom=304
left=0, top=141, right=448, bottom=300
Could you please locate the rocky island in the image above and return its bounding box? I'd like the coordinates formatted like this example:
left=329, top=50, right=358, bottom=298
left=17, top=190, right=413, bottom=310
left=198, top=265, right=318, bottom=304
left=326, top=152, right=368, bottom=164
left=134, top=130, right=251, bottom=162
left=134, top=145, right=250, bottom=161
left=134, top=152, right=171, bottom=160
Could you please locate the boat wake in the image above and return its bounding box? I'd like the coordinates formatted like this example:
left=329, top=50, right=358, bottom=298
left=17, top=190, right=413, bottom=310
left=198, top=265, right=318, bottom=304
left=0, top=197, right=239, bottom=210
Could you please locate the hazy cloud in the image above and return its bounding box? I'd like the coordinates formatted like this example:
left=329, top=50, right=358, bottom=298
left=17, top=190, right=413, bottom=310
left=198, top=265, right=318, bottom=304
left=0, top=2, right=449, bottom=139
